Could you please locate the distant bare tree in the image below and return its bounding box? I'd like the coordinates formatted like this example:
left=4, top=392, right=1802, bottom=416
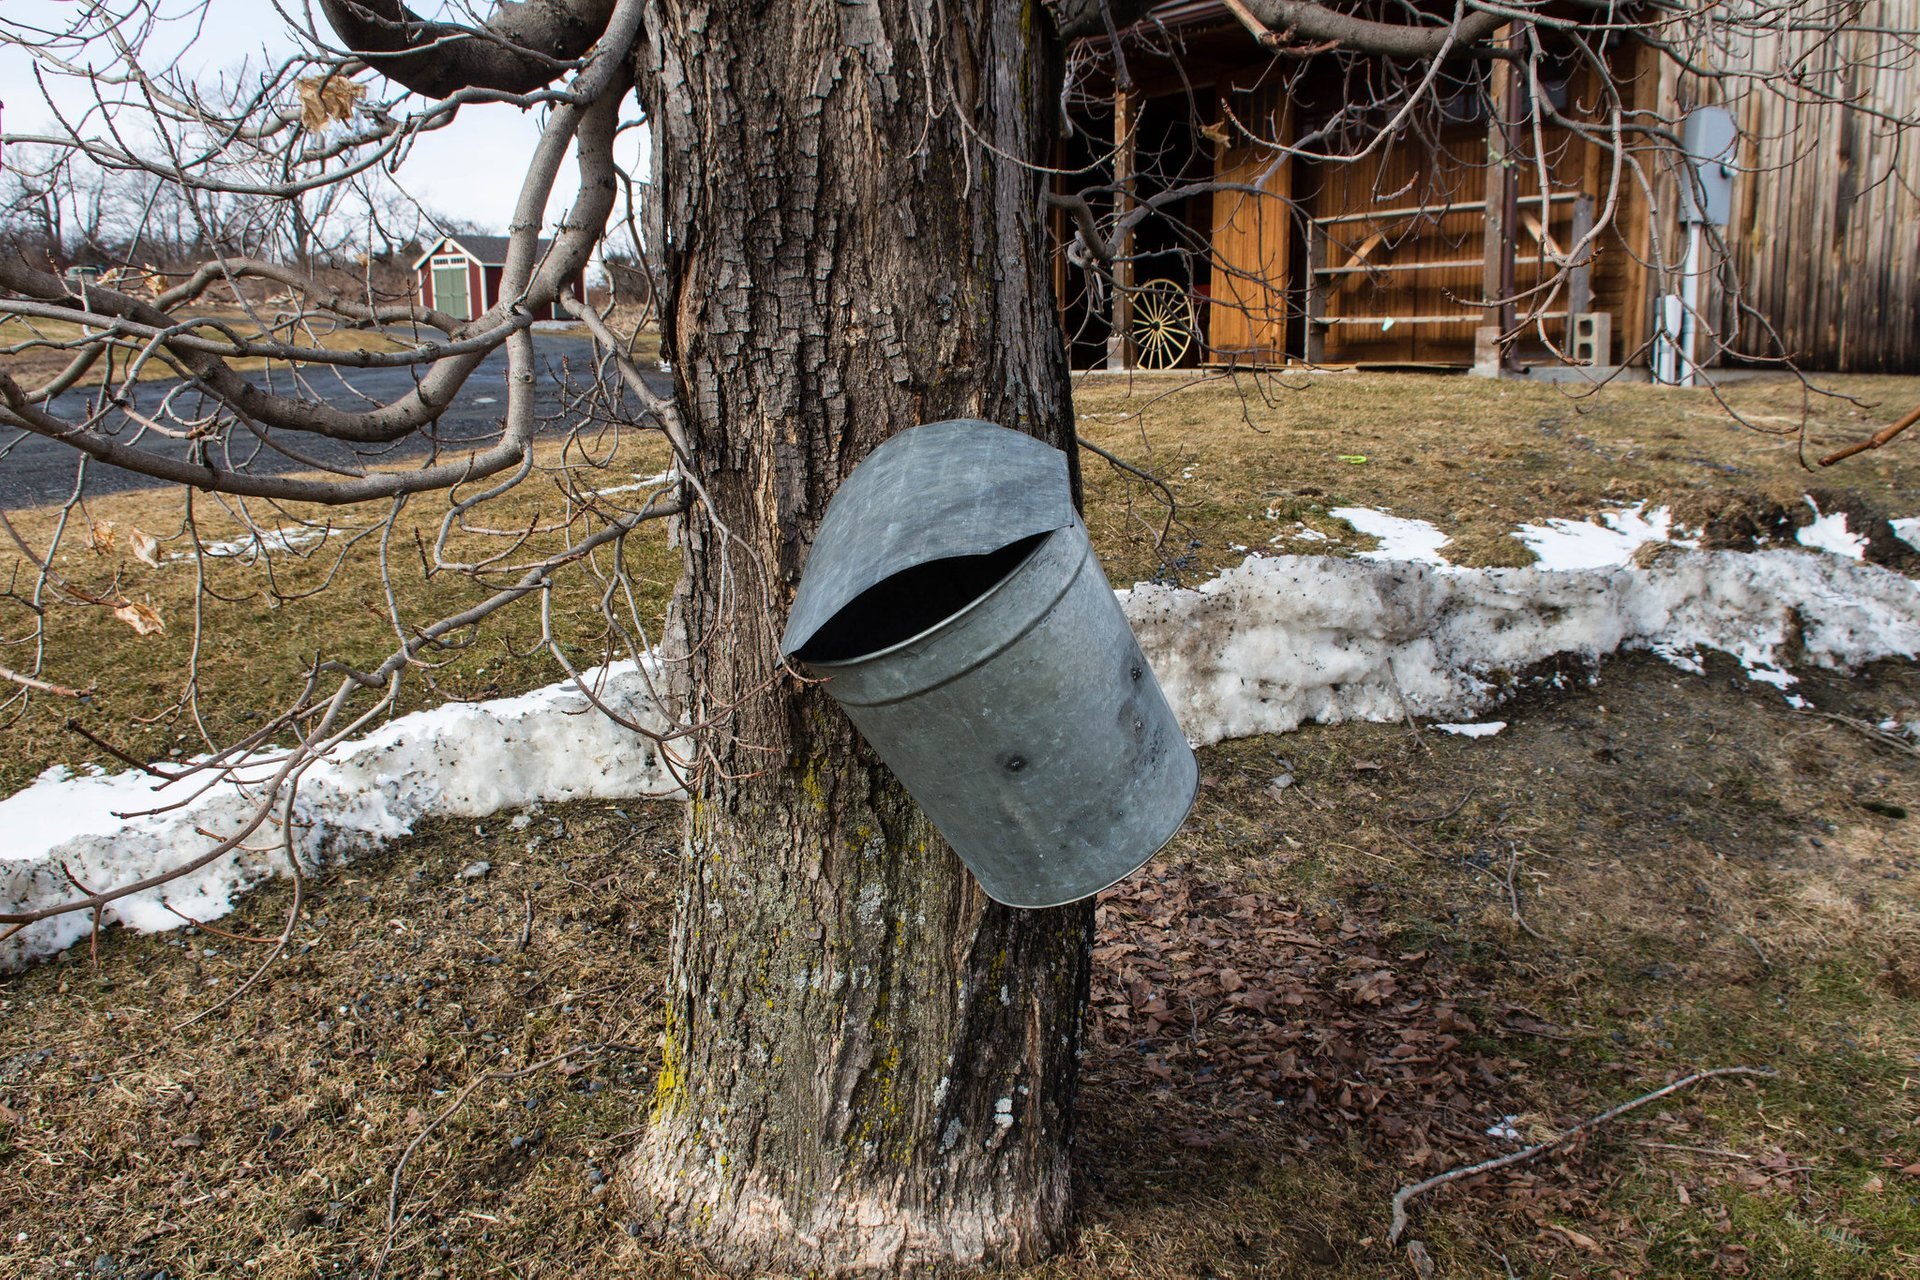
left=0, top=144, right=73, bottom=268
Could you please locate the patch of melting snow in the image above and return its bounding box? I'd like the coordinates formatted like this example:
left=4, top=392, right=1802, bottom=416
left=1877, top=717, right=1920, bottom=743
left=1513, top=502, right=1695, bottom=571
left=592, top=467, right=678, bottom=497
left=1270, top=523, right=1331, bottom=547
left=1329, top=507, right=1452, bottom=567
left=10, top=538, right=1920, bottom=970
left=1122, top=548, right=1920, bottom=748
left=1649, top=643, right=1705, bottom=675
left=1740, top=660, right=1798, bottom=690
left=1796, top=495, right=1867, bottom=560
left=168, top=526, right=331, bottom=561
left=1893, top=518, right=1920, bottom=552
left=1487, top=1117, right=1524, bottom=1143
left=0, top=660, right=682, bottom=970
left=1435, top=721, right=1507, bottom=738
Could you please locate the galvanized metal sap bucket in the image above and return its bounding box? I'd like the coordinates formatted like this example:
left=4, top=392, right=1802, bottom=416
left=780, top=419, right=1197, bottom=908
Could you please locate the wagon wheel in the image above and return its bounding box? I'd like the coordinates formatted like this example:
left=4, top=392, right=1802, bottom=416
left=1130, top=278, right=1196, bottom=370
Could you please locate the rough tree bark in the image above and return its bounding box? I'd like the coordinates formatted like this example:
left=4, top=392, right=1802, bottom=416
left=627, top=0, right=1093, bottom=1269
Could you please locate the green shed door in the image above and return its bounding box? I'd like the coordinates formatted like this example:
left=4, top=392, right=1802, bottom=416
left=431, top=260, right=471, bottom=320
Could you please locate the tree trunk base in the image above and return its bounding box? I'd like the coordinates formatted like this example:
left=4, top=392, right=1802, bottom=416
left=626, top=1119, right=1069, bottom=1274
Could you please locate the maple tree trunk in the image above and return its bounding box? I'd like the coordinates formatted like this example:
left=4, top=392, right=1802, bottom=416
left=626, top=0, right=1092, bottom=1271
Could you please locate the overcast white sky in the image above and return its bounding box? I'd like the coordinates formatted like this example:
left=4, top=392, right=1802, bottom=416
left=1, top=0, right=646, bottom=239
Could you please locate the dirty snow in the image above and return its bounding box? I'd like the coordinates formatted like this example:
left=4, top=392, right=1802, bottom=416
left=1894, top=518, right=1920, bottom=552
left=1329, top=507, right=1452, bottom=566
left=1120, top=549, right=1920, bottom=748
left=1434, top=721, right=1507, bottom=738
left=0, top=661, right=682, bottom=970
left=9, top=531, right=1920, bottom=968
left=1513, top=503, right=1695, bottom=571
left=1796, top=496, right=1867, bottom=560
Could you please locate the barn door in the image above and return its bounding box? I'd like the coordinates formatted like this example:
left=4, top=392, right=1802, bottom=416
left=1207, top=85, right=1291, bottom=364
left=431, top=255, right=472, bottom=321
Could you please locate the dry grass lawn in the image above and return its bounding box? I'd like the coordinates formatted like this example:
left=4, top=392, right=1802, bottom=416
left=1074, top=369, right=1920, bottom=585
left=0, top=310, right=421, bottom=389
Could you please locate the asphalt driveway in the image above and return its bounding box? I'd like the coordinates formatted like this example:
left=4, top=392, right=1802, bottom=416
left=0, top=334, right=674, bottom=508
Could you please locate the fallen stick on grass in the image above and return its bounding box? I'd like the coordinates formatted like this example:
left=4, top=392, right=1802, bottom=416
left=1802, top=708, right=1920, bottom=759
left=1387, top=1065, right=1777, bottom=1245
left=1, top=663, right=90, bottom=698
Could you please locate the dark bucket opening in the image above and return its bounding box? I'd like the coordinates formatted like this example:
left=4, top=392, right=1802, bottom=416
left=791, top=531, right=1052, bottom=665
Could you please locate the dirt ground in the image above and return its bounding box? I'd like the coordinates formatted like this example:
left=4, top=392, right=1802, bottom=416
left=3, top=648, right=1917, bottom=1278
left=4, top=369, right=1920, bottom=1276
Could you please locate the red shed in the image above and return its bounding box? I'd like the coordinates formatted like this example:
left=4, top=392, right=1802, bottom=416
left=412, top=234, right=585, bottom=323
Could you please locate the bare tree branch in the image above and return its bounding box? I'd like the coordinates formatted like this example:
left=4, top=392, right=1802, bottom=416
left=317, top=0, right=620, bottom=98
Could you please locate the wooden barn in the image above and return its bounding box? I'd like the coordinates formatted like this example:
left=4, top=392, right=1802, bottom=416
left=413, top=234, right=586, bottom=323
left=1055, top=1, right=1920, bottom=375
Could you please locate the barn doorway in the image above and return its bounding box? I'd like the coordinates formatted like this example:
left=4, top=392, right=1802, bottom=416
left=1054, top=91, right=1214, bottom=371
left=1126, top=93, right=1213, bottom=369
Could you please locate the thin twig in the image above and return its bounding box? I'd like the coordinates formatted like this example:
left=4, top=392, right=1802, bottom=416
left=1801, top=709, right=1920, bottom=759
left=1388, top=1066, right=1777, bottom=1244
left=64, top=717, right=190, bottom=781
left=1818, top=401, right=1920, bottom=467
left=1, top=664, right=90, bottom=697
left=1074, top=433, right=1177, bottom=546
left=1633, top=1140, right=1756, bottom=1162
left=1398, top=785, right=1477, bottom=825
left=160, top=901, right=281, bottom=945
left=61, top=863, right=104, bottom=968
left=518, top=889, right=533, bottom=952
left=1505, top=846, right=1549, bottom=942
left=373, top=1042, right=634, bottom=1278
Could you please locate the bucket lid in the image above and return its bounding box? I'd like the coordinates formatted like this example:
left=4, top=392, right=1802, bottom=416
left=781, top=419, right=1074, bottom=660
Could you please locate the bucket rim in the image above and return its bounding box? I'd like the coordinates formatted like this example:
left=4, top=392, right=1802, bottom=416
left=796, top=524, right=1072, bottom=672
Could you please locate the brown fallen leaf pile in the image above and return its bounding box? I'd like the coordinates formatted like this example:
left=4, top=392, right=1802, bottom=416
left=1086, top=865, right=1521, bottom=1160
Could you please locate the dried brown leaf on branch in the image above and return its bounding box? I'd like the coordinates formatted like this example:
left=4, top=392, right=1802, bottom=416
left=112, top=600, right=165, bottom=636
left=296, top=75, right=366, bottom=129
left=129, top=528, right=161, bottom=569
left=89, top=520, right=116, bottom=554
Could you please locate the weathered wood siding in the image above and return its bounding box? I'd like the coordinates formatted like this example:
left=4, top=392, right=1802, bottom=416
left=1058, top=9, right=1920, bottom=372
left=1720, top=3, right=1920, bottom=371
left=1299, top=47, right=1649, bottom=367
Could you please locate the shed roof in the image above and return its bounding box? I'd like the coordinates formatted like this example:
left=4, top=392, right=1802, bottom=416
left=413, top=234, right=554, bottom=270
